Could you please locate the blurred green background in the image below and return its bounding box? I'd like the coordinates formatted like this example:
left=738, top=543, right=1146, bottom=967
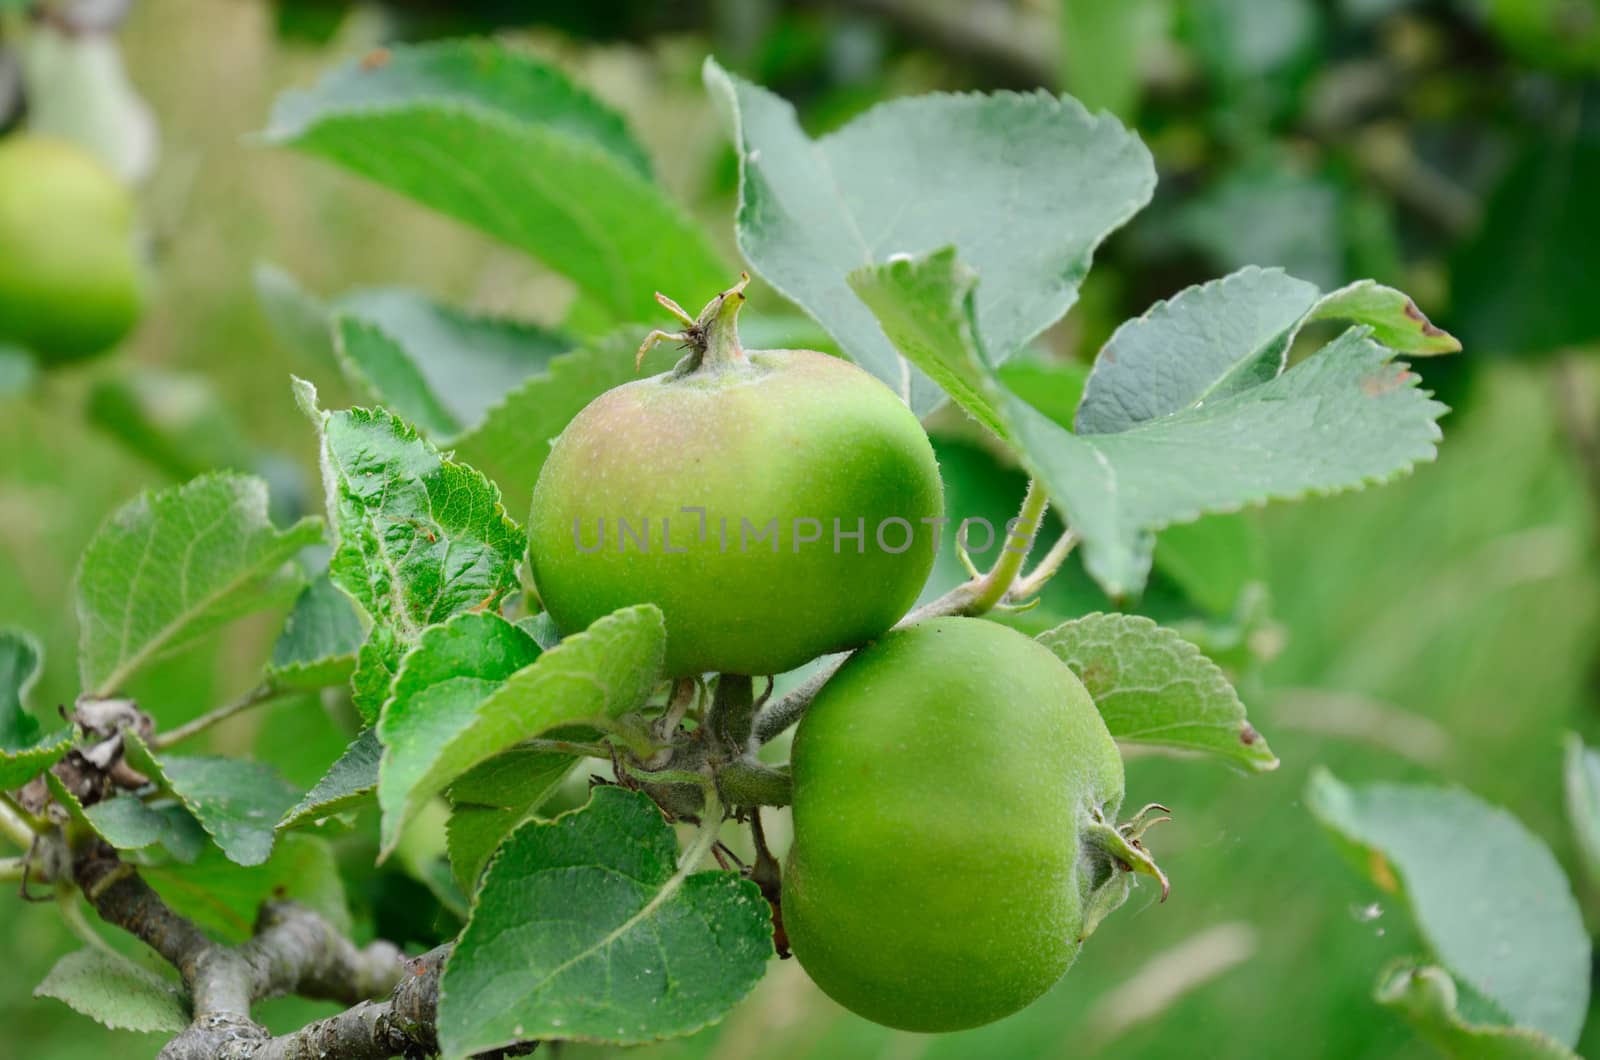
left=3, top=0, right=1599, bottom=1057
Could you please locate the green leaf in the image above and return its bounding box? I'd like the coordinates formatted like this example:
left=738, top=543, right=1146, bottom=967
left=45, top=774, right=197, bottom=855
left=75, top=473, right=323, bottom=697
left=705, top=57, right=1154, bottom=414
left=1076, top=266, right=1457, bottom=436
left=437, top=786, right=771, bottom=1054
left=1059, top=0, right=1159, bottom=120
left=1152, top=513, right=1264, bottom=618
left=143, top=831, right=349, bottom=942
left=254, top=261, right=339, bottom=371
left=377, top=612, right=540, bottom=856
left=266, top=573, right=368, bottom=691
left=1452, top=134, right=1600, bottom=357
left=378, top=605, right=664, bottom=857
left=1311, top=281, right=1463, bottom=357
left=1307, top=769, right=1590, bottom=1046
left=264, top=39, right=730, bottom=324
left=854, top=250, right=1450, bottom=597
left=1482, top=0, right=1600, bottom=76
left=334, top=319, right=459, bottom=439
left=1036, top=613, right=1277, bottom=772
left=996, top=358, right=1090, bottom=433
left=86, top=371, right=254, bottom=481
left=35, top=949, right=189, bottom=1034
left=1184, top=0, right=1318, bottom=79
left=0, top=627, right=72, bottom=789
left=1375, top=961, right=1578, bottom=1060
left=297, top=379, right=524, bottom=634
left=0, top=627, right=44, bottom=746
left=447, top=746, right=580, bottom=893
left=350, top=626, right=401, bottom=723
left=848, top=251, right=1006, bottom=437
left=278, top=728, right=380, bottom=830
left=1017, top=327, right=1447, bottom=596
left=331, top=289, right=571, bottom=438
left=295, top=378, right=525, bottom=721
left=451, top=329, right=681, bottom=517
left=1563, top=733, right=1600, bottom=888
left=122, top=731, right=300, bottom=867
left=1177, top=158, right=1344, bottom=289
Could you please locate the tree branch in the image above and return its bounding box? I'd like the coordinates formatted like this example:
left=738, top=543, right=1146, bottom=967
left=66, top=841, right=540, bottom=1059
left=152, top=682, right=283, bottom=750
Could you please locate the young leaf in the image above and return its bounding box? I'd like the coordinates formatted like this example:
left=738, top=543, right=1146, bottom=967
left=378, top=605, right=665, bottom=857
left=1563, top=733, right=1600, bottom=887
left=122, top=731, right=299, bottom=867
left=35, top=949, right=189, bottom=1034
left=1036, top=613, right=1277, bottom=772
left=706, top=58, right=1153, bottom=414
left=75, top=473, right=322, bottom=697
left=295, top=378, right=525, bottom=721
left=330, top=288, right=571, bottom=438
left=43, top=778, right=195, bottom=858
left=1307, top=769, right=1590, bottom=1047
left=263, top=39, right=729, bottom=324
left=852, top=250, right=1450, bottom=597
left=451, top=329, right=681, bottom=517
left=1374, top=962, right=1578, bottom=1060
left=297, top=379, right=524, bottom=635
left=143, top=832, right=349, bottom=942
left=446, top=746, right=580, bottom=893
left=1311, top=281, right=1462, bottom=357
left=0, top=627, right=71, bottom=789
left=376, top=613, right=541, bottom=854
left=266, top=572, right=368, bottom=691
left=848, top=251, right=1004, bottom=438
left=437, top=786, right=771, bottom=1055
left=278, top=728, right=380, bottom=830
left=1075, top=266, right=1457, bottom=436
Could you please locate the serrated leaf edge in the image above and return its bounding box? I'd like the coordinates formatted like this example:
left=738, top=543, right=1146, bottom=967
left=438, top=786, right=769, bottom=1054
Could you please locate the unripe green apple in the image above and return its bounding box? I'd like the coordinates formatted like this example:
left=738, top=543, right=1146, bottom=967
left=526, top=278, right=943, bottom=678
left=784, top=617, right=1167, bottom=1032
left=0, top=135, right=142, bottom=363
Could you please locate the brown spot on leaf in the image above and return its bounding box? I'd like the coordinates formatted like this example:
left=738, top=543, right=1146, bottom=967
left=1367, top=850, right=1400, bottom=894
left=1079, top=660, right=1112, bottom=690
left=1361, top=369, right=1408, bottom=397
left=1403, top=298, right=1447, bottom=337
left=361, top=48, right=392, bottom=71
left=1240, top=722, right=1259, bottom=746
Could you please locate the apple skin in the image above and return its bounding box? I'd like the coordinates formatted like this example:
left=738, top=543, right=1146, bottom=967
left=0, top=135, right=143, bottom=363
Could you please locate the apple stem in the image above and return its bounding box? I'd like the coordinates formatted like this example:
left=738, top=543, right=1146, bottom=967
left=693, top=274, right=751, bottom=369
left=1083, top=817, right=1171, bottom=902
